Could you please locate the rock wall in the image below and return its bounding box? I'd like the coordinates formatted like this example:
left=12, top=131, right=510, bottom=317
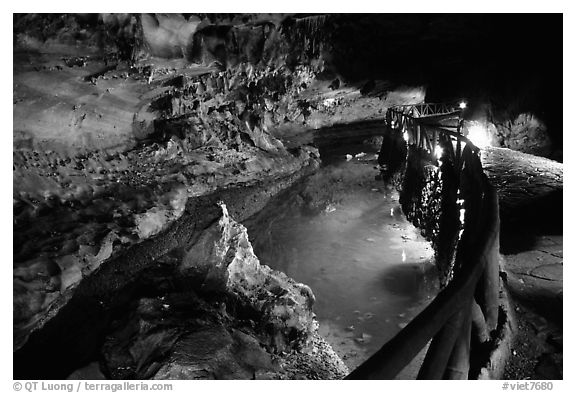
left=178, top=203, right=317, bottom=350
left=492, top=113, right=555, bottom=159
left=13, top=13, right=330, bottom=353
left=13, top=13, right=423, bottom=357
left=14, top=176, right=354, bottom=380
left=13, top=145, right=320, bottom=353
left=98, top=203, right=348, bottom=380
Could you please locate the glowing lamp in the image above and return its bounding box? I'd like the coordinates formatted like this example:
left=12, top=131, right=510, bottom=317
left=403, top=131, right=409, bottom=142
left=459, top=101, right=467, bottom=109
left=467, top=124, right=490, bottom=148
left=434, top=145, right=443, bottom=160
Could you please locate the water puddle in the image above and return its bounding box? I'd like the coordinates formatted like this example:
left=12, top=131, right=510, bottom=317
left=245, top=144, right=439, bottom=372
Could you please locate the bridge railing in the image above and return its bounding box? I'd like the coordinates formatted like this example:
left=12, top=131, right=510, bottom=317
left=386, top=106, right=473, bottom=172
left=346, top=105, right=501, bottom=380
left=392, top=102, right=463, bottom=118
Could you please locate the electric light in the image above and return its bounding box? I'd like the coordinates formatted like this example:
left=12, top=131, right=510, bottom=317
left=434, top=145, right=443, bottom=160
left=467, top=124, right=490, bottom=148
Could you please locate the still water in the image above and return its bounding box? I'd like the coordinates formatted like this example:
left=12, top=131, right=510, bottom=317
left=245, top=145, right=438, bottom=372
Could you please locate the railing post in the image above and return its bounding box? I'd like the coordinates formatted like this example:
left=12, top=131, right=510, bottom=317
left=417, top=307, right=466, bottom=379
left=471, top=299, right=490, bottom=343
left=423, top=127, right=432, bottom=153
left=456, top=120, right=462, bottom=170
left=415, top=120, right=420, bottom=148
left=478, top=182, right=501, bottom=332
left=444, top=300, right=473, bottom=379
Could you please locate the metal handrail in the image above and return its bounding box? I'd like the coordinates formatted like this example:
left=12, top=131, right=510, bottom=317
left=392, top=102, right=463, bottom=118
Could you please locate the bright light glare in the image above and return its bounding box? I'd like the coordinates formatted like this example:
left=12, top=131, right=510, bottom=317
left=459, top=101, right=467, bottom=109
left=434, top=145, right=443, bottom=160
left=467, top=125, right=490, bottom=148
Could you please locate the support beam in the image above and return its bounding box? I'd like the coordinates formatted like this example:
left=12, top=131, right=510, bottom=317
left=444, top=301, right=473, bottom=379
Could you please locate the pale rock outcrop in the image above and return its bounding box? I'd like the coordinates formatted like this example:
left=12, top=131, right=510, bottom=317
left=180, top=203, right=316, bottom=350
left=493, top=113, right=553, bottom=158
left=100, top=203, right=347, bottom=380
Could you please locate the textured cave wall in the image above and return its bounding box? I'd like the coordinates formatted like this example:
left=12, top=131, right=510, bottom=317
left=16, top=13, right=561, bottom=147
left=13, top=13, right=144, bottom=61
left=12, top=13, right=332, bottom=158
left=22, top=13, right=328, bottom=69
left=13, top=159, right=328, bottom=379
left=12, top=12, right=385, bottom=352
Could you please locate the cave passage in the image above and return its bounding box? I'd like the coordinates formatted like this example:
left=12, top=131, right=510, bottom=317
left=245, top=140, right=439, bottom=372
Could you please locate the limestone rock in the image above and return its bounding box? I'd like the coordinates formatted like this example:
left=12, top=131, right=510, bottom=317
left=134, top=186, right=188, bottom=240
left=98, top=206, right=347, bottom=379
left=151, top=327, right=278, bottom=380
left=101, top=291, right=346, bottom=380
left=140, top=14, right=200, bottom=59
left=180, top=202, right=316, bottom=351
left=493, top=113, right=553, bottom=158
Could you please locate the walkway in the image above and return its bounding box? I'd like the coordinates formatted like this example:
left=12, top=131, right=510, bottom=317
left=481, top=147, right=563, bottom=224
left=502, top=234, right=563, bottom=379
left=481, top=146, right=563, bottom=379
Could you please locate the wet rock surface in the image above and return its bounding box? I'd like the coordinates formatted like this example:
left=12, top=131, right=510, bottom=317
left=492, top=114, right=554, bottom=159
left=12, top=141, right=320, bottom=351
left=481, top=147, right=563, bottom=227
left=16, top=202, right=348, bottom=380
left=479, top=147, right=563, bottom=380
left=502, top=235, right=563, bottom=380
left=96, top=204, right=347, bottom=380
left=13, top=13, right=425, bottom=355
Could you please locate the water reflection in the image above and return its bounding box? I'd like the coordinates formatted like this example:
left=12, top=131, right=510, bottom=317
left=245, top=150, right=438, bottom=371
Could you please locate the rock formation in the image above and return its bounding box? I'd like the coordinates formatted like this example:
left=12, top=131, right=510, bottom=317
left=100, top=203, right=348, bottom=380
left=13, top=13, right=562, bottom=379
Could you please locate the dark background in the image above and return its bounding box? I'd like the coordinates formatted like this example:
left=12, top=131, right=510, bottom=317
left=324, top=14, right=563, bottom=145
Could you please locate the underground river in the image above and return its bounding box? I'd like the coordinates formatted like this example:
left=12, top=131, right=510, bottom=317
left=244, top=141, right=439, bottom=372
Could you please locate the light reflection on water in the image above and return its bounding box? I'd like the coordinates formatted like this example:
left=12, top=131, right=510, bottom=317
left=246, top=153, right=438, bottom=371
